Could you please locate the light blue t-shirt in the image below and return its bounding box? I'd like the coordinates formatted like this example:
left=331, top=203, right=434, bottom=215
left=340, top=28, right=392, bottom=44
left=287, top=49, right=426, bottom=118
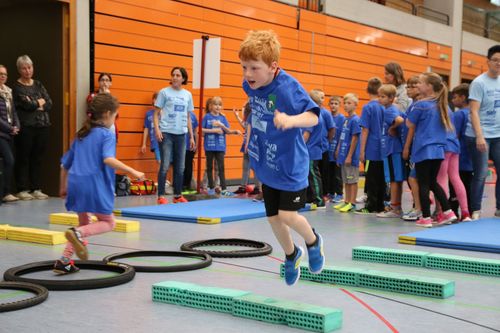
left=243, top=69, right=319, bottom=192
left=61, top=127, right=116, bottom=214
left=465, top=72, right=500, bottom=138
left=155, top=86, right=194, bottom=135
left=337, top=114, right=361, bottom=167
left=359, top=100, right=384, bottom=161
left=328, top=113, right=346, bottom=162
left=407, top=100, right=446, bottom=164
left=202, top=113, right=229, bottom=152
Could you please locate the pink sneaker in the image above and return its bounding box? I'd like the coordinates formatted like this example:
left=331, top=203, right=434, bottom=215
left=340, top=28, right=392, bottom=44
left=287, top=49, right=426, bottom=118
left=416, top=217, right=433, bottom=228
left=436, top=210, right=457, bottom=225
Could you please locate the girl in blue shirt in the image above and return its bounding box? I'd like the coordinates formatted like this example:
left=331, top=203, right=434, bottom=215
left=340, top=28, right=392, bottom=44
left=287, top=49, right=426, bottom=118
left=54, top=94, right=144, bottom=274
left=406, top=72, right=458, bottom=227
left=202, top=96, right=241, bottom=196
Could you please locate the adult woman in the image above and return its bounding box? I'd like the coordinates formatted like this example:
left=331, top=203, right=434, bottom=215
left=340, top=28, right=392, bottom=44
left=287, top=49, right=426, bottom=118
left=384, top=62, right=410, bottom=113
left=0, top=65, right=20, bottom=202
left=154, top=67, right=195, bottom=204
left=87, top=73, right=118, bottom=140
left=13, top=55, right=52, bottom=200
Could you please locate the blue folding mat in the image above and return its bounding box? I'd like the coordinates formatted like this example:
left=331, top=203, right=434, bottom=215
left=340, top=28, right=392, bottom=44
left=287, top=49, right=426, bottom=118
left=114, top=198, right=315, bottom=224
left=399, top=218, right=500, bottom=253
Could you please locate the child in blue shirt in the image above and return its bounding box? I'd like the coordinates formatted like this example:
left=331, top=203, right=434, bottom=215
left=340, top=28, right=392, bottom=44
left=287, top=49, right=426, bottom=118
left=334, top=93, right=361, bottom=213
left=327, top=96, right=345, bottom=202
left=358, top=77, right=385, bottom=214
left=183, top=110, right=198, bottom=193
left=141, top=92, right=160, bottom=163
left=406, top=72, right=458, bottom=227
left=239, top=30, right=324, bottom=286
left=376, top=84, right=406, bottom=218
left=202, top=96, right=240, bottom=196
left=449, top=83, right=473, bottom=217
left=54, top=94, right=144, bottom=274
left=304, top=89, right=326, bottom=208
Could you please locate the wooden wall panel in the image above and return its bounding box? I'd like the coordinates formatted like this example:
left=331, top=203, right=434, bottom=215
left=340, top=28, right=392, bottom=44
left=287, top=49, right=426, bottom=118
left=93, top=0, right=485, bottom=185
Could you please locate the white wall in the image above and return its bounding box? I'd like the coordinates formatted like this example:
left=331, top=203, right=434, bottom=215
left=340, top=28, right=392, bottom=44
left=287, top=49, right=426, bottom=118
left=76, top=0, right=90, bottom=131
left=323, top=0, right=497, bottom=55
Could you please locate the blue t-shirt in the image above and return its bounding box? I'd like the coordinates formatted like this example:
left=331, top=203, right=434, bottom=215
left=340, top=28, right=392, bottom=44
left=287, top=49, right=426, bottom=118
left=320, top=108, right=334, bottom=153
left=243, top=69, right=319, bottom=192
left=303, top=113, right=324, bottom=161
left=359, top=100, right=384, bottom=161
left=155, top=86, right=194, bottom=135
left=445, top=110, right=460, bottom=154
left=202, top=113, right=229, bottom=152
left=381, top=105, right=404, bottom=157
left=407, top=100, right=446, bottom=163
left=61, top=127, right=116, bottom=214
left=337, top=114, right=361, bottom=167
left=143, top=109, right=159, bottom=151
left=465, top=72, right=500, bottom=138
left=186, top=111, right=198, bottom=150
left=328, top=113, right=346, bottom=162
left=452, top=108, right=473, bottom=171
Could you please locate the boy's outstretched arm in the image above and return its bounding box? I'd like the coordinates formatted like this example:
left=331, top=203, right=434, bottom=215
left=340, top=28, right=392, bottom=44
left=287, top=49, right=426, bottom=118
left=274, top=110, right=318, bottom=130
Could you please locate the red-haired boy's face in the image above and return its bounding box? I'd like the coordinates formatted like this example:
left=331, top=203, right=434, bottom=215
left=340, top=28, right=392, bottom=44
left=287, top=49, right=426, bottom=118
left=240, top=58, right=277, bottom=90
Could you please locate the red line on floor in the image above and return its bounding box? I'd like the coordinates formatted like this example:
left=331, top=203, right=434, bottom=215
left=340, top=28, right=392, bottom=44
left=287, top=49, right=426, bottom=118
left=340, top=288, right=399, bottom=333
left=267, top=255, right=284, bottom=263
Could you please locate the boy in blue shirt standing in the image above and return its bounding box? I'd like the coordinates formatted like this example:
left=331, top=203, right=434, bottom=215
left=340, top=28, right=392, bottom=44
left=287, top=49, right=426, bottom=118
left=328, top=96, right=345, bottom=203
left=334, top=93, right=362, bottom=213
left=239, top=30, right=325, bottom=286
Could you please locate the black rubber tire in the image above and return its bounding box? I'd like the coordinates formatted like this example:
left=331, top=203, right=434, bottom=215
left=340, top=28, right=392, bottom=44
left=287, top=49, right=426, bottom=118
left=180, top=238, right=273, bottom=258
left=3, top=260, right=135, bottom=291
left=0, top=281, right=49, bottom=312
left=102, top=250, right=212, bottom=272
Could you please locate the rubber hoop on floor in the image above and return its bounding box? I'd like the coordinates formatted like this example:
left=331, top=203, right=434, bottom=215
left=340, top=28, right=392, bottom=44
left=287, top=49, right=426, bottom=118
left=102, top=250, right=212, bottom=272
left=0, top=281, right=49, bottom=312
left=3, top=260, right=135, bottom=291
left=180, top=238, right=273, bottom=258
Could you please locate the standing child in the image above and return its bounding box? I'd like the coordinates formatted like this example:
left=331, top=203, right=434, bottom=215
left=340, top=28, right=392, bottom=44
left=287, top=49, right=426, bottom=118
left=334, top=93, right=361, bottom=213
left=234, top=103, right=262, bottom=197
left=239, top=30, right=324, bottom=286
left=406, top=72, right=458, bottom=227
left=140, top=92, right=161, bottom=163
left=327, top=96, right=345, bottom=203
left=54, top=94, right=144, bottom=273
left=357, top=77, right=385, bottom=214
left=182, top=109, right=198, bottom=193
left=402, top=76, right=423, bottom=221
left=449, top=84, right=473, bottom=218
left=202, top=96, right=241, bottom=196
left=303, top=89, right=326, bottom=208
left=376, top=84, right=406, bottom=218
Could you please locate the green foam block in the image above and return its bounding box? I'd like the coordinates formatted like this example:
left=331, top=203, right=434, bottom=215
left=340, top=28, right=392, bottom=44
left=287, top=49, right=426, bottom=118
left=352, top=246, right=429, bottom=267
left=426, top=253, right=500, bottom=277
left=233, top=294, right=342, bottom=332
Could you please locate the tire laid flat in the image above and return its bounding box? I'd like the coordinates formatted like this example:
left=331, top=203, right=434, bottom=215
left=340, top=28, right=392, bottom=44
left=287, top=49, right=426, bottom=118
left=180, top=238, right=273, bottom=258
left=0, top=281, right=49, bottom=312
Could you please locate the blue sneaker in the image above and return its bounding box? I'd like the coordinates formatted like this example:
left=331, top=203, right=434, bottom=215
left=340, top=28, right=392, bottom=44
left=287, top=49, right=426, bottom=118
left=283, top=246, right=304, bottom=286
left=332, top=194, right=343, bottom=203
left=307, top=231, right=324, bottom=274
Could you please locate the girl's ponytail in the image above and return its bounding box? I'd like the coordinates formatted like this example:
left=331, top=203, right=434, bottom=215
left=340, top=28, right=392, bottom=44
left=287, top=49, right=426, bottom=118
left=421, top=72, right=452, bottom=131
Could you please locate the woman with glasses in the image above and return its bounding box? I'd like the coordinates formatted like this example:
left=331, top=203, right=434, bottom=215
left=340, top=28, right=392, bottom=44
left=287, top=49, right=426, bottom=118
left=0, top=65, right=20, bottom=203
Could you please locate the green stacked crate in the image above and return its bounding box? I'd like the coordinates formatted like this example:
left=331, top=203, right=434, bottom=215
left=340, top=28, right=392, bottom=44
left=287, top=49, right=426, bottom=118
left=280, top=264, right=362, bottom=286
left=426, top=253, right=500, bottom=277
left=352, top=246, right=429, bottom=267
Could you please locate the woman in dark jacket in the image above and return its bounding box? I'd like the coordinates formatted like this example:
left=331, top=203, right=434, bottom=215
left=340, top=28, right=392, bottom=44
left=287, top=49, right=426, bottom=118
left=13, top=55, right=52, bottom=200
left=0, top=65, right=20, bottom=202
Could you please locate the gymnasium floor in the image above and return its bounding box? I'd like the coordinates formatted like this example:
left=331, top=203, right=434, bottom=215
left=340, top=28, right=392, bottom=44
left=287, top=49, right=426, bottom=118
left=1, top=183, right=500, bottom=333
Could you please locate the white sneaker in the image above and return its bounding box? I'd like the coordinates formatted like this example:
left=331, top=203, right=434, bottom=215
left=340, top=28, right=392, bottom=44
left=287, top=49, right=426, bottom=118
left=376, top=209, right=403, bottom=218
left=355, top=194, right=367, bottom=204
left=402, top=209, right=422, bottom=221
left=32, top=190, right=49, bottom=200
left=471, top=210, right=481, bottom=220
left=2, top=194, right=19, bottom=202
left=16, top=191, right=34, bottom=201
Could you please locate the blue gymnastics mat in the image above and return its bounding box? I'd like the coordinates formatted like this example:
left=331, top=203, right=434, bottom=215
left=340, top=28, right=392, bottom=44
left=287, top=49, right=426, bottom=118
left=399, top=218, right=500, bottom=253
left=114, top=198, right=315, bottom=224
